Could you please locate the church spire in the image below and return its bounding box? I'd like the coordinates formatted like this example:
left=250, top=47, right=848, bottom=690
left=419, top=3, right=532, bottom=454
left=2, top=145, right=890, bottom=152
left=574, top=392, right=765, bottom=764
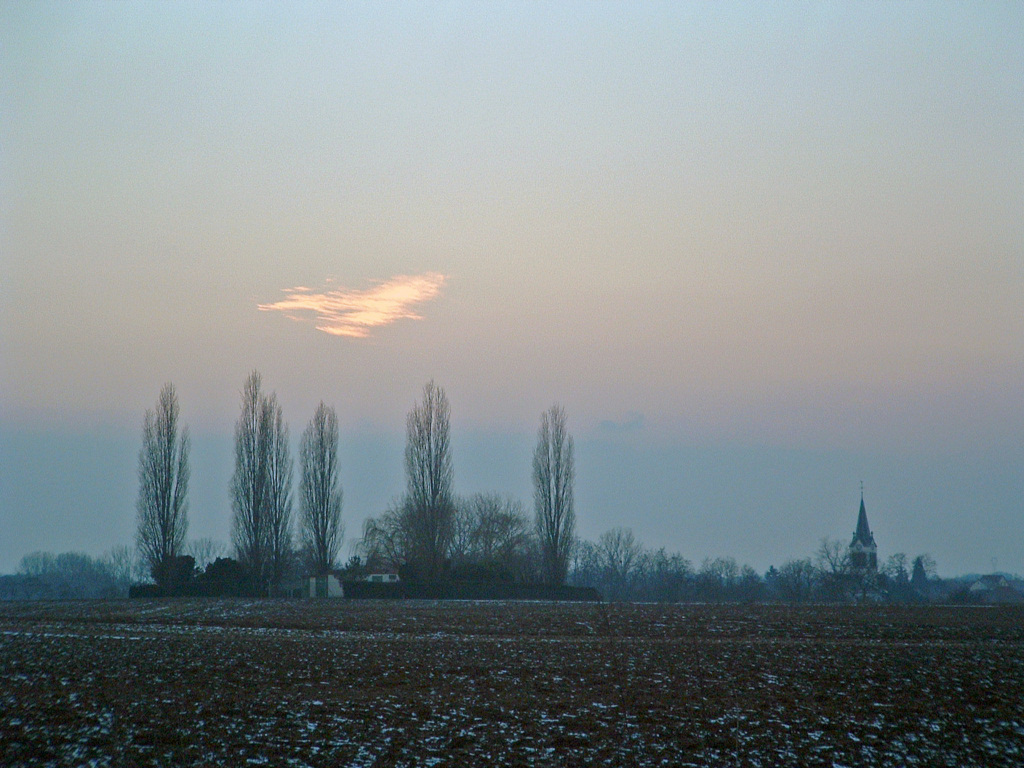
left=853, top=495, right=874, bottom=547
left=849, top=485, right=878, bottom=572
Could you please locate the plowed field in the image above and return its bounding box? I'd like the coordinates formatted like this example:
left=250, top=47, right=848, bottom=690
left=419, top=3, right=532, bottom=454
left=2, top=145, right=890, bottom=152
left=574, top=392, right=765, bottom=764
left=2, top=600, right=1023, bottom=766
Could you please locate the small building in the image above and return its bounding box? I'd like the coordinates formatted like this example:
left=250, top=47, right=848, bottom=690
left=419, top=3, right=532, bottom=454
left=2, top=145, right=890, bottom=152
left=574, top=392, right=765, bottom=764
left=969, top=574, right=1010, bottom=593
left=848, top=494, right=878, bottom=573
left=967, top=575, right=1024, bottom=604
left=310, top=574, right=344, bottom=598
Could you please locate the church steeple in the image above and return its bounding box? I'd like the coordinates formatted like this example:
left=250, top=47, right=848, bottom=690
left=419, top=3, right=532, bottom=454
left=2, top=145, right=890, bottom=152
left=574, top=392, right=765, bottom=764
left=852, top=493, right=875, bottom=548
left=848, top=486, right=878, bottom=572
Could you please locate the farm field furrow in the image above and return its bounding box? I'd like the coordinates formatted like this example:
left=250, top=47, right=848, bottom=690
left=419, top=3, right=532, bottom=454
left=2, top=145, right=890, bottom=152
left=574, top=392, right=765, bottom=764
left=2, top=601, right=1022, bottom=767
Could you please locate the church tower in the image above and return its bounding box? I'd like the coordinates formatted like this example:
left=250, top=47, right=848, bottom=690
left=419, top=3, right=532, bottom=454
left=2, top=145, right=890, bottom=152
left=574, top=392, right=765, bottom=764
left=848, top=491, right=878, bottom=573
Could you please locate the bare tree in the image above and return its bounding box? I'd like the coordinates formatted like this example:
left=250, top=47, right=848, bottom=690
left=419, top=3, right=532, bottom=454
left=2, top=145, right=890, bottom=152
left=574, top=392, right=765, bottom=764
left=102, top=545, right=139, bottom=595
left=300, top=402, right=344, bottom=575
left=815, top=537, right=851, bottom=576
left=404, top=380, right=455, bottom=580
left=359, top=499, right=414, bottom=573
left=448, top=493, right=534, bottom=579
left=230, top=371, right=293, bottom=593
left=697, top=556, right=740, bottom=601
left=883, top=552, right=910, bottom=583
left=231, top=372, right=268, bottom=586
left=882, top=552, right=914, bottom=601
left=640, top=548, right=694, bottom=602
left=186, top=538, right=226, bottom=572
left=533, top=404, right=576, bottom=585
left=737, top=564, right=766, bottom=602
left=265, top=395, right=294, bottom=587
left=466, top=493, right=531, bottom=564
left=136, top=383, right=190, bottom=588
left=814, top=537, right=853, bottom=602
left=18, top=551, right=56, bottom=579
left=18, top=551, right=124, bottom=599
left=596, top=527, right=646, bottom=600
left=771, top=558, right=818, bottom=603
left=449, top=501, right=476, bottom=570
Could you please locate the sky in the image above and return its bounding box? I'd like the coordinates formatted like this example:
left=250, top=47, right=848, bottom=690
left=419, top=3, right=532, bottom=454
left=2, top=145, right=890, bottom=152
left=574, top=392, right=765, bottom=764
left=2, top=2, right=1022, bottom=576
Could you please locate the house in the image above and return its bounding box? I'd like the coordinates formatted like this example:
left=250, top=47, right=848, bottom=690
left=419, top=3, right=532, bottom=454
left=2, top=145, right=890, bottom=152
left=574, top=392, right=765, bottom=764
left=848, top=493, right=878, bottom=574
left=969, top=574, right=1010, bottom=593
left=967, top=575, right=1024, bottom=604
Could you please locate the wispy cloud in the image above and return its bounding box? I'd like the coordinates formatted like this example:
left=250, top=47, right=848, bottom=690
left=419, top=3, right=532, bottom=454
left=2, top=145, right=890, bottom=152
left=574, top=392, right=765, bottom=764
left=258, top=273, right=447, bottom=338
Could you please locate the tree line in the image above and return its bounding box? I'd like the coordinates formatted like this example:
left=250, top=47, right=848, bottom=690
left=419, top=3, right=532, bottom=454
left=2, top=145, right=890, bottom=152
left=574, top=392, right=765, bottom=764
left=5, top=374, right=970, bottom=603
left=357, top=382, right=576, bottom=587
left=134, top=374, right=349, bottom=595
left=1, top=530, right=961, bottom=604
left=568, top=528, right=945, bottom=604
left=134, top=376, right=577, bottom=595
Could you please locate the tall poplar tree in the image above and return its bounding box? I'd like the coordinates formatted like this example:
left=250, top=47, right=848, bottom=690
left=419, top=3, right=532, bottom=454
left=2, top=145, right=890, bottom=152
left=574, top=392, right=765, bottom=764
left=230, top=371, right=293, bottom=593
left=136, top=383, right=190, bottom=589
left=533, top=404, right=576, bottom=585
left=299, top=402, right=344, bottom=576
left=404, top=380, right=455, bottom=580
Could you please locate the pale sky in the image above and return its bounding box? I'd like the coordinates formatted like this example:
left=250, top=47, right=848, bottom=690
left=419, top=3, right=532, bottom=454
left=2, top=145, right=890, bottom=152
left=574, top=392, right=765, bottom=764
left=2, top=2, right=1022, bottom=575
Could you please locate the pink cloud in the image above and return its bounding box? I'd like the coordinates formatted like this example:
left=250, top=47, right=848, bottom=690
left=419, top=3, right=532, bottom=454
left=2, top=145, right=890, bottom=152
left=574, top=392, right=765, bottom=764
left=259, top=273, right=447, bottom=337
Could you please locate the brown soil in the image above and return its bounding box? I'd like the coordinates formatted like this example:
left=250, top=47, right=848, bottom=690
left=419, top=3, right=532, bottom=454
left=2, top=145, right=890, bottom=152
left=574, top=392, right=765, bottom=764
left=2, top=600, right=1022, bottom=766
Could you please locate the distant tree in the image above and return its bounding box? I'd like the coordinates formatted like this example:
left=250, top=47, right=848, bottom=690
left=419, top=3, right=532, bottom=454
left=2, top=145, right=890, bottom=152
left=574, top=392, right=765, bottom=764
left=102, top=545, right=138, bottom=595
left=17, top=551, right=56, bottom=579
left=453, top=494, right=531, bottom=563
left=883, top=552, right=910, bottom=583
left=17, top=551, right=122, bottom=599
left=697, top=556, right=740, bottom=601
left=231, top=372, right=270, bottom=588
left=449, top=502, right=476, bottom=569
left=265, top=397, right=294, bottom=587
left=403, top=381, right=455, bottom=580
left=570, top=535, right=696, bottom=602
left=816, top=537, right=851, bottom=576
left=911, top=553, right=936, bottom=592
left=737, top=564, right=766, bottom=602
left=447, top=493, right=537, bottom=582
left=595, top=527, right=646, bottom=601
left=641, top=548, right=694, bottom=602
left=815, top=537, right=853, bottom=601
left=299, top=402, right=344, bottom=576
left=914, top=553, right=936, bottom=577
left=882, top=552, right=914, bottom=601
left=230, top=371, right=293, bottom=593
left=359, top=499, right=414, bottom=573
left=157, top=555, right=197, bottom=595
left=483, top=497, right=532, bottom=559
left=569, top=539, right=600, bottom=585
left=533, top=405, right=576, bottom=586
left=186, top=538, right=226, bottom=572
left=771, top=558, right=818, bottom=603
left=135, top=383, right=190, bottom=590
